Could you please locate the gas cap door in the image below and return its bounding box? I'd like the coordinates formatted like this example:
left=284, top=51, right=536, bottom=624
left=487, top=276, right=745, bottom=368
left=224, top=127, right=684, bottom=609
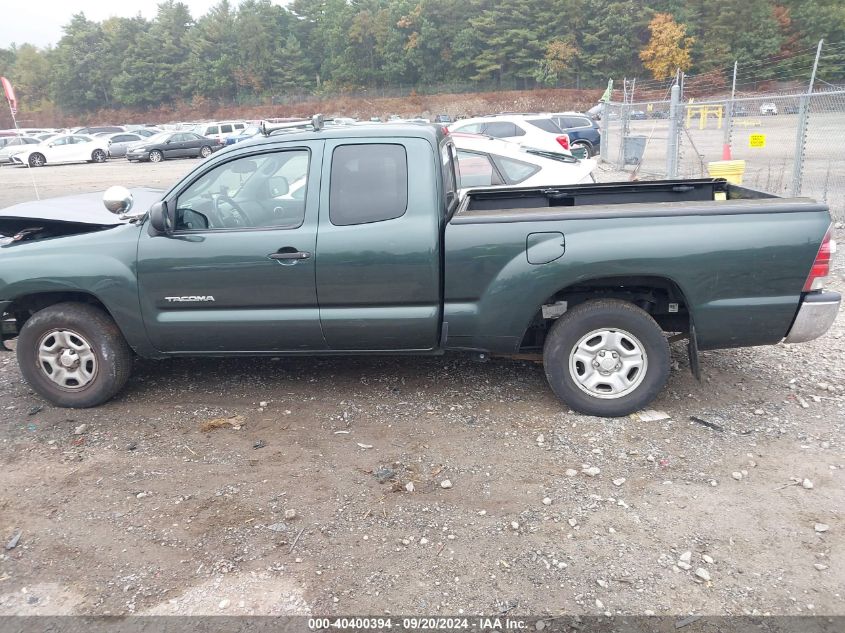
left=526, top=231, right=565, bottom=265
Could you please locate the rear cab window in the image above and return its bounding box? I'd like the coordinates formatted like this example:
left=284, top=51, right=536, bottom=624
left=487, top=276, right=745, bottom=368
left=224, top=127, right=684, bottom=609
left=330, top=144, right=408, bottom=226
left=492, top=155, right=540, bottom=184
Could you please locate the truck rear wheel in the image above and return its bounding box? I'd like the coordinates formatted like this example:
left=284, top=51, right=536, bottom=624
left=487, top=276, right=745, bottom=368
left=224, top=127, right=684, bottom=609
left=543, top=299, right=670, bottom=417
left=16, top=302, right=133, bottom=408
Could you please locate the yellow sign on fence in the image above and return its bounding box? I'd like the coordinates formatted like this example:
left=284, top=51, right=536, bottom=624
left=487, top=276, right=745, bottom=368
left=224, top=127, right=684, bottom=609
left=749, top=133, right=767, bottom=148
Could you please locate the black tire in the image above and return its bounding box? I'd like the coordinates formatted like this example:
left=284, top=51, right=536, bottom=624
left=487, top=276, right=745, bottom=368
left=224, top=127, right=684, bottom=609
left=91, top=149, right=107, bottom=163
left=543, top=299, right=670, bottom=417
left=17, top=302, right=133, bottom=408
left=29, top=152, right=45, bottom=167
left=149, top=150, right=163, bottom=163
left=199, top=145, right=212, bottom=158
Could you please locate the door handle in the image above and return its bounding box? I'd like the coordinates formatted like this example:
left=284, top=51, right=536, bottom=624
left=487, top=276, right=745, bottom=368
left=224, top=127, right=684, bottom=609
left=269, top=249, right=311, bottom=260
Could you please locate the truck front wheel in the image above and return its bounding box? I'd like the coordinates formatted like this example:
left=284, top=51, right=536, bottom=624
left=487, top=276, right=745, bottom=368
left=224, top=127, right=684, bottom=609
left=543, top=299, right=670, bottom=417
left=16, top=302, right=133, bottom=408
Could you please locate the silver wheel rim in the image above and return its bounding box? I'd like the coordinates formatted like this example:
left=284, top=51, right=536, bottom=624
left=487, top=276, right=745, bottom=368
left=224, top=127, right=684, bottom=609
left=569, top=328, right=647, bottom=399
left=93, top=150, right=105, bottom=162
left=150, top=151, right=161, bottom=162
left=31, top=154, right=43, bottom=166
left=201, top=146, right=211, bottom=157
left=37, top=329, right=98, bottom=391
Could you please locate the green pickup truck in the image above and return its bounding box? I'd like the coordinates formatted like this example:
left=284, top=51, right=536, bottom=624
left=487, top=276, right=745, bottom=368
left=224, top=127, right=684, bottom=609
left=0, top=123, right=839, bottom=416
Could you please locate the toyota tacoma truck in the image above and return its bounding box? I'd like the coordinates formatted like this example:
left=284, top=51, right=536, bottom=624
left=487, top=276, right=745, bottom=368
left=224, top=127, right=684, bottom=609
left=0, top=122, right=839, bottom=417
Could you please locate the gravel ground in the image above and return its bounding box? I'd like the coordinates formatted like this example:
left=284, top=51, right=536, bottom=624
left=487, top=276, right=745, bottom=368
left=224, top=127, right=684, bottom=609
left=0, top=159, right=843, bottom=618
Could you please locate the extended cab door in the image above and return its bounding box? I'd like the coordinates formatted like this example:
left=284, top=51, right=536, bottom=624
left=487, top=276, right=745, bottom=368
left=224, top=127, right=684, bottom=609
left=315, top=137, right=441, bottom=350
left=137, top=142, right=326, bottom=352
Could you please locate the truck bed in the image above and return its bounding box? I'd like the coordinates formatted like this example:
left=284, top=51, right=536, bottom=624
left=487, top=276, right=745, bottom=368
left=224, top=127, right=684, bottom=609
left=451, top=178, right=822, bottom=225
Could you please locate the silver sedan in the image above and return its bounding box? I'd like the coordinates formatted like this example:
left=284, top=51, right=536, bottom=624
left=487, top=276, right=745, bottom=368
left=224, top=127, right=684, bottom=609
left=103, top=132, right=145, bottom=158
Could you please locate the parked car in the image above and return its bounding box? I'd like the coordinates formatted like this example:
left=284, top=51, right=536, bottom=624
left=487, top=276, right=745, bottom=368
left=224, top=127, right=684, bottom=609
left=732, top=105, right=750, bottom=117
left=125, top=131, right=224, bottom=163
left=225, top=126, right=262, bottom=145
left=546, top=112, right=602, bottom=157
left=0, top=124, right=837, bottom=416
left=629, top=110, right=647, bottom=120
left=783, top=103, right=800, bottom=115
left=103, top=132, right=145, bottom=158
left=133, top=128, right=163, bottom=138
left=74, top=126, right=126, bottom=135
left=191, top=121, right=246, bottom=143
left=449, top=114, right=572, bottom=153
left=760, top=103, right=778, bottom=116
left=0, top=136, right=41, bottom=164
left=10, top=134, right=109, bottom=167
left=434, top=114, right=453, bottom=124
left=451, top=132, right=594, bottom=189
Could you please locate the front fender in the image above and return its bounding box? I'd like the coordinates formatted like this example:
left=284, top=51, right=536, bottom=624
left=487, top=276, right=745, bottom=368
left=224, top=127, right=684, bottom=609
left=0, top=224, right=157, bottom=356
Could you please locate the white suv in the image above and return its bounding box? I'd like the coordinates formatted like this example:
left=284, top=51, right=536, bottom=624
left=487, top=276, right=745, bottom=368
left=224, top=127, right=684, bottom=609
left=448, top=114, right=571, bottom=154
left=760, top=103, right=778, bottom=116
left=192, top=121, right=246, bottom=142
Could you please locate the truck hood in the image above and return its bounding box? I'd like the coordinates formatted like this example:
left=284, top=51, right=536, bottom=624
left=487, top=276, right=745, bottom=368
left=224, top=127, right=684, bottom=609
left=0, top=187, right=163, bottom=239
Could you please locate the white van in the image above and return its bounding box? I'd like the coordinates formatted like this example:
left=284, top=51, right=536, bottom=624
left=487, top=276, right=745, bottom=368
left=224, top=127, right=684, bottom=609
left=193, top=121, right=246, bottom=142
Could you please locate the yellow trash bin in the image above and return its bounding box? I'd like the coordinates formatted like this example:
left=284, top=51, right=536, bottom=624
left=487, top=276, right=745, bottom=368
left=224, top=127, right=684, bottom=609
left=707, top=159, right=746, bottom=185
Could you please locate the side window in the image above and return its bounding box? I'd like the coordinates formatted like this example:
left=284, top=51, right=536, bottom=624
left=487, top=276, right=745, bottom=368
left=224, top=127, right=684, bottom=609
left=52, top=137, right=70, bottom=146
left=207, top=126, right=219, bottom=136
left=492, top=155, right=540, bottom=184
left=220, top=124, right=233, bottom=134
left=457, top=150, right=498, bottom=187
left=527, top=118, right=562, bottom=133
left=174, top=150, right=310, bottom=231
left=482, top=122, right=518, bottom=138
left=234, top=123, right=245, bottom=131
left=330, top=144, right=408, bottom=226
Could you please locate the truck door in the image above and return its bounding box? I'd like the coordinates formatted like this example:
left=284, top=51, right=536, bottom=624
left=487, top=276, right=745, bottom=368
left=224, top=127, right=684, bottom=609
left=316, top=138, right=441, bottom=350
left=137, top=142, right=326, bottom=352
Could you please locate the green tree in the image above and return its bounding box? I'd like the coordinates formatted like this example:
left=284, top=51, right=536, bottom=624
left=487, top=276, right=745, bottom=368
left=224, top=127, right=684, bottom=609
left=189, top=0, right=238, bottom=100
left=50, top=14, right=117, bottom=112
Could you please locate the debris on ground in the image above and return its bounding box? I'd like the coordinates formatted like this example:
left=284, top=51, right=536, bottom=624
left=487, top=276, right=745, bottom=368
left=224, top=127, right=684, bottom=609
left=73, top=424, right=88, bottom=435
left=373, top=466, right=396, bottom=483
left=633, top=410, right=671, bottom=422
left=690, top=416, right=724, bottom=432
left=5, top=530, right=21, bottom=550
left=199, top=415, right=245, bottom=432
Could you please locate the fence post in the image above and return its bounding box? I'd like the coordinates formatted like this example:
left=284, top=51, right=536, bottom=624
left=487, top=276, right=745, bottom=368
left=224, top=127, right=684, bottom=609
left=666, top=83, right=681, bottom=178
left=791, top=39, right=823, bottom=197
left=722, top=61, right=737, bottom=159
left=599, top=101, right=609, bottom=163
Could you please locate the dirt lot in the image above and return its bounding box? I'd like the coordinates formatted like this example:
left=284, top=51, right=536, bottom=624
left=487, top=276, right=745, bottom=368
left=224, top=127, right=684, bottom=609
left=0, top=160, right=843, bottom=618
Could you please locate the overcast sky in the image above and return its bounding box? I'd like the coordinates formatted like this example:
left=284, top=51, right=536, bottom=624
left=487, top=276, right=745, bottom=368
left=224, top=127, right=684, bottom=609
left=2, top=0, right=272, bottom=48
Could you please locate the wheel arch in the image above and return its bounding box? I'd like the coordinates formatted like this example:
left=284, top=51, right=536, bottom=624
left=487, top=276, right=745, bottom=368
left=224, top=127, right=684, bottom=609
left=518, top=274, right=694, bottom=352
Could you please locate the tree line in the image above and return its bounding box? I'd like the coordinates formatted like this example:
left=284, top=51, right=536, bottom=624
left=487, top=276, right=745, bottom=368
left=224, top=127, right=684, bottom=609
left=1, top=0, right=843, bottom=117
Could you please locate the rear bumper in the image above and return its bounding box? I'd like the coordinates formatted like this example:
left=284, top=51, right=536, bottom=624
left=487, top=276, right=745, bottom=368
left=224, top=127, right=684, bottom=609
left=785, top=291, right=841, bottom=343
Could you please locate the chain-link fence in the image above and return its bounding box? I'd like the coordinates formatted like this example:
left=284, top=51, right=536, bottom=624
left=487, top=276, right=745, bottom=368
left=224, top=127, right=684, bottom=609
left=599, top=89, right=845, bottom=222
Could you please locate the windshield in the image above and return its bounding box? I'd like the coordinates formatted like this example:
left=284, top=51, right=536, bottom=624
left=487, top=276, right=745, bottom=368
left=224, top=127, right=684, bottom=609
left=239, top=126, right=259, bottom=136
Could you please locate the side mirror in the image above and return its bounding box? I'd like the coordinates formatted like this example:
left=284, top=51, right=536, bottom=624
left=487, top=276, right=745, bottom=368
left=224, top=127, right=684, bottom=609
left=103, top=186, right=133, bottom=214
left=165, top=139, right=172, bottom=144
left=149, top=200, right=173, bottom=234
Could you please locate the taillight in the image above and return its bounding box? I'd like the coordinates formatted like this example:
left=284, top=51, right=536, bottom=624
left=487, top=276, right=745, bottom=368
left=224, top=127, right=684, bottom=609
left=556, top=134, right=570, bottom=150
left=803, top=226, right=836, bottom=291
